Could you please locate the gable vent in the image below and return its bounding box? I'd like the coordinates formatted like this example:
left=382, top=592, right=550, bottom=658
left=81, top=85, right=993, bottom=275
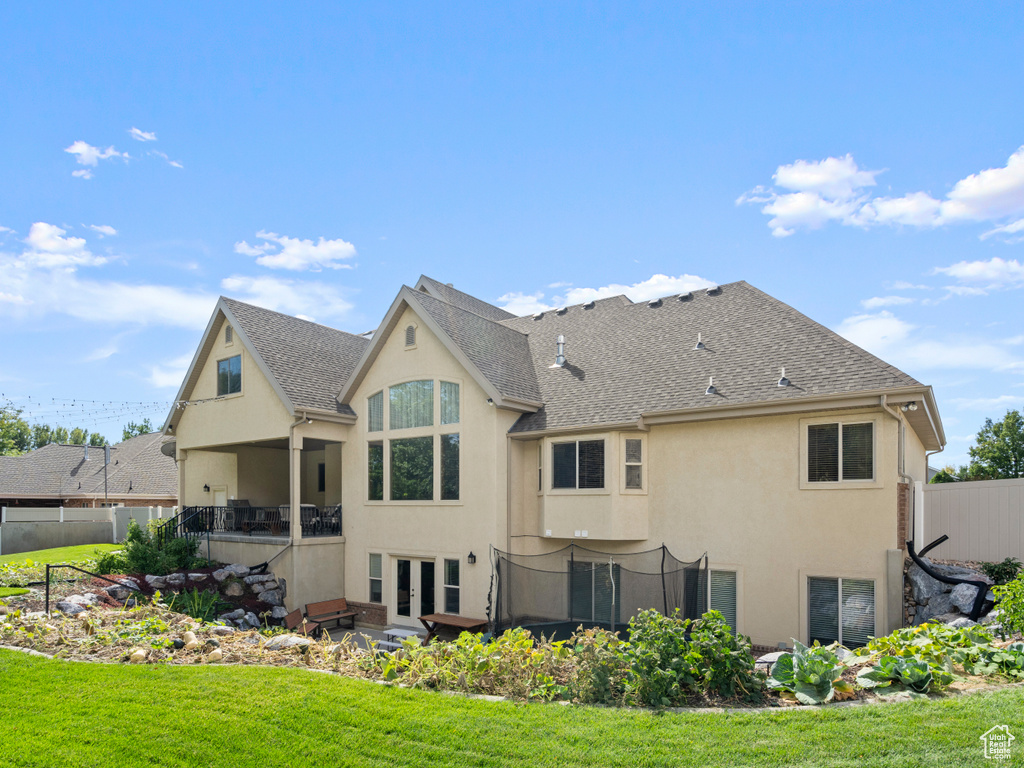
left=225, top=325, right=233, bottom=343
left=648, top=298, right=662, bottom=308
left=677, top=292, right=692, bottom=301
left=706, top=285, right=721, bottom=296
left=405, top=325, right=416, bottom=346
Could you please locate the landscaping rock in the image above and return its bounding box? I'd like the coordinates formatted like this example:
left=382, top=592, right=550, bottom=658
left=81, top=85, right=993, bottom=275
left=931, top=612, right=962, bottom=625
left=929, top=560, right=992, bottom=584
left=104, top=586, right=132, bottom=601
left=55, top=601, right=87, bottom=616
left=205, top=638, right=221, bottom=648
left=950, top=583, right=982, bottom=614
left=916, top=593, right=956, bottom=624
left=906, top=563, right=945, bottom=605
left=210, top=626, right=236, bottom=636
left=171, top=639, right=185, bottom=649
left=212, top=569, right=231, bottom=582
left=981, top=609, right=1003, bottom=625
left=224, top=564, right=250, bottom=577
left=207, top=648, right=223, bottom=662
left=244, top=574, right=274, bottom=585
left=947, top=617, right=978, bottom=629
left=270, top=606, right=289, bottom=620
left=251, top=582, right=266, bottom=594
left=219, top=609, right=245, bottom=622
left=165, top=573, right=186, bottom=587
left=260, top=589, right=283, bottom=607
left=264, top=634, right=312, bottom=650
left=65, top=594, right=97, bottom=606
left=277, top=578, right=286, bottom=598
left=182, top=631, right=197, bottom=645
left=145, top=575, right=167, bottom=589
left=244, top=612, right=261, bottom=629
left=128, top=648, right=147, bottom=663
left=184, top=640, right=200, bottom=652
left=224, top=582, right=244, bottom=598
left=118, top=577, right=141, bottom=590
left=188, top=573, right=208, bottom=582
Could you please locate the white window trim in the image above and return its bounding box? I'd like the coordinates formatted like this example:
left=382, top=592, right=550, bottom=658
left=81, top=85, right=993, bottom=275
left=368, top=553, right=383, bottom=604
left=215, top=353, right=244, bottom=399
left=404, top=322, right=418, bottom=350
left=363, top=376, right=464, bottom=506
left=798, top=567, right=882, bottom=646
left=546, top=435, right=610, bottom=496
left=799, top=413, right=883, bottom=490
left=620, top=433, right=647, bottom=495
left=443, top=557, right=461, bottom=615
left=707, top=563, right=743, bottom=634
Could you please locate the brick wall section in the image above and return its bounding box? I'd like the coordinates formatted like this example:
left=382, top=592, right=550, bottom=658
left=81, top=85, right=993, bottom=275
left=347, top=600, right=388, bottom=627
left=896, top=482, right=910, bottom=551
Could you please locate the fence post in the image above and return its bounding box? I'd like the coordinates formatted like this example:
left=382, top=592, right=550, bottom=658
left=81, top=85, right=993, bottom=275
left=914, top=481, right=925, bottom=545
left=111, top=508, right=117, bottom=543
left=59, top=506, right=64, bottom=523
left=1, top=505, right=6, bottom=523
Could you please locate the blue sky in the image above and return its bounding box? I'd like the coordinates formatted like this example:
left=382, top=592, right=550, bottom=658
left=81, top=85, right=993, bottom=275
left=1, top=4, right=1022, bottom=465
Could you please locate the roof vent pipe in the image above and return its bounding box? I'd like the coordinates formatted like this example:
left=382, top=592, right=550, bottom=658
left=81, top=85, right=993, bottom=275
left=84, top=444, right=89, bottom=461
left=694, top=333, right=705, bottom=351
left=705, top=376, right=716, bottom=395
left=549, top=335, right=566, bottom=368
left=778, top=367, right=790, bottom=387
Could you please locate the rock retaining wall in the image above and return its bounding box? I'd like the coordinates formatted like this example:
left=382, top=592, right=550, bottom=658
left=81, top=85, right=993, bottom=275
left=904, top=556, right=998, bottom=629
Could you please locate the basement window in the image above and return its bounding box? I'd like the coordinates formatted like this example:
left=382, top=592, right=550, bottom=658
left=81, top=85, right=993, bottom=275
left=808, top=577, right=875, bottom=648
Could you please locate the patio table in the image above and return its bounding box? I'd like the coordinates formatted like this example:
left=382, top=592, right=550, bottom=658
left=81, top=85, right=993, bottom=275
left=417, top=613, right=489, bottom=644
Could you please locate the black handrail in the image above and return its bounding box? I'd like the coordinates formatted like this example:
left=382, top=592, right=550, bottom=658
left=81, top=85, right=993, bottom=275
left=906, top=537, right=990, bottom=622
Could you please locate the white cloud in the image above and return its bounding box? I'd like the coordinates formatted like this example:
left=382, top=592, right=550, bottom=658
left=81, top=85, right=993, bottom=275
left=861, top=296, right=914, bottom=309
left=933, top=257, right=1024, bottom=286
left=128, top=127, right=157, bottom=142
left=84, top=343, right=119, bottom=362
left=87, top=224, right=117, bottom=237
left=148, top=150, right=183, bottom=169
left=64, top=141, right=124, bottom=173
left=148, top=353, right=194, bottom=389
left=219, top=275, right=354, bottom=320
left=499, top=273, right=716, bottom=315
left=947, top=394, right=1024, bottom=410
left=234, top=230, right=357, bottom=271
left=888, top=281, right=931, bottom=291
left=837, top=310, right=1022, bottom=373
left=0, top=292, right=30, bottom=305
left=72, top=169, right=93, bottom=180
left=0, top=226, right=12, bottom=234
left=22, top=222, right=106, bottom=268
left=741, top=147, right=1024, bottom=240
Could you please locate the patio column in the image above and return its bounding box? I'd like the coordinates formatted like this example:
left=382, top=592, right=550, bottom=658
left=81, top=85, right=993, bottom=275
left=178, top=449, right=187, bottom=507
left=290, top=434, right=303, bottom=541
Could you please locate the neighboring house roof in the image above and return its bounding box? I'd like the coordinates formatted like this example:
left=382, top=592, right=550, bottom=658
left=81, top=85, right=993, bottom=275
left=415, top=275, right=517, bottom=322
left=221, top=298, right=369, bottom=415
left=0, top=432, right=177, bottom=500
left=499, top=281, right=922, bottom=433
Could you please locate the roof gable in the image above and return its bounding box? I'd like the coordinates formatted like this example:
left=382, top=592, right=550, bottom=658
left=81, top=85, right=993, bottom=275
left=415, top=275, right=517, bottom=322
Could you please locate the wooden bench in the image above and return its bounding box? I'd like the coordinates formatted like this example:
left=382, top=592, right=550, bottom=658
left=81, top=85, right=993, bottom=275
left=282, top=609, right=321, bottom=637
left=306, top=598, right=358, bottom=631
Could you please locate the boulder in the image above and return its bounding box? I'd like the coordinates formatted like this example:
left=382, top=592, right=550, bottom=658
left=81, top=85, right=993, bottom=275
left=950, top=583, right=982, bottom=614
left=243, top=574, right=274, bottom=585
left=224, top=564, right=250, bottom=577
left=916, top=593, right=956, bottom=624
left=118, top=577, right=141, bottom=590
left=65, top=594, right=97, bottom=606
left=104, top=586, right=132, bottom=601
left=906, top=563, right=945, bottom=605
left=55, top=601, right=87, bottom=616
left=219, top=608, right=245, bottom=622
left=188, top=573, right=208, bottom=582
left=128, top=648, right=148, bottom=663
left=207, top=648, right=223, bottom=662
left=210, top=626, right=236, bottom=636
left=244, top=612, right=261, bottom=629
left=929, top=560, right=992, bottom=584
left=165, top=573, right=186, bottom=587
left=264, top=634, right=313, bottom=651
left=947, top=617, right=978, bottom=629
left=260, top=589, right=283, bottom=607
left=270, top=606, right=289, bottom=620
left=931, top=612, right=963, bottom=625
left=145, top=575, right=167, bottom=589
left=205, top=638, right=221, bottom=648
left=224, top=582, right=244, bottom=598
left=980, top=609, right=1003, bottom=626
left=251, top=583, right=266, bottom=594
left=212, top=569, right=231, bottom=583
left=277, top=578, right=287, bottom=599
left=182, top=630, right=197, bottom=645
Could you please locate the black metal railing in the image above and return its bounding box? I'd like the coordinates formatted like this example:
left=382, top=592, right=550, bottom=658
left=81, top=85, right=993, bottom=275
left=167, top=505, right=342, bottom=539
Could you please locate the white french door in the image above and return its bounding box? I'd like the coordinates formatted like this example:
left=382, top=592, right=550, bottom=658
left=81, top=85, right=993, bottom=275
left=393, top=557, right=436, bottom=627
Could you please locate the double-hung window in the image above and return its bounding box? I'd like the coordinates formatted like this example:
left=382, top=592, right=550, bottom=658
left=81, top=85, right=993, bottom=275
left=807, top=421, right=874, bottom=483
left=444, top=558, right=460, bottom=613
left=552, top=440, right=605, bottom=489
left=709, top=570, right=738, bottom=632
left=624, top=438, right=643, bottom=490
left=217, top=355, right=241, bottom=396
left=368, top=554, right=383, bottom=603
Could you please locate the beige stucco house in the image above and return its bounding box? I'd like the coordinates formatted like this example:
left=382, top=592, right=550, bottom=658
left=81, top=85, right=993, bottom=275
left=163, top=276, right=944, bottom=648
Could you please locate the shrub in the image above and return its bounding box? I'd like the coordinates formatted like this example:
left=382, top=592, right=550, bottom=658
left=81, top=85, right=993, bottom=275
left=568, top=627, right=629, bottom=704
left=94, top=549, right=129, bottom=575
left=992, top=572, right=1024, bottom=638
left=979, top=557, right=1022, bottom=586
left=167, top=588, right=227, bottom=623
left=117, top=519, right=202, bottom=575
left=688, top=610, right=764, bottom=700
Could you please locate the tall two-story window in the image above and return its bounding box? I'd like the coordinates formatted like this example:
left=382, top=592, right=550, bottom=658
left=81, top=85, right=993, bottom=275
left=807, top=422, right=874, bottom=483
left=217, top=355, right=241, bottom=396
left=390, top=380, right=433, bottom=429
left=552, top=440, right=605, bottom=489
left=367, top=391, right=384, bottom=433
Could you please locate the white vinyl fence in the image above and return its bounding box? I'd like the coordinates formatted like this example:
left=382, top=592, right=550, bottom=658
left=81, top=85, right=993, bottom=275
left=0, top=506, right=178, bottom=556
left=922, top=478, right=1024, bottom=562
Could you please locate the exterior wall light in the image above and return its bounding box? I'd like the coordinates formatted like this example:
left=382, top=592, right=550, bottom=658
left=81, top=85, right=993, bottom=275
left=467, top=551, right=477, bottom=565
left=203, top=484, right=210, bottom=493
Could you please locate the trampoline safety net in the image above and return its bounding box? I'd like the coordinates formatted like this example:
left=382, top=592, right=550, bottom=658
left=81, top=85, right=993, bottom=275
left=488, top=544, right=708, bottom=638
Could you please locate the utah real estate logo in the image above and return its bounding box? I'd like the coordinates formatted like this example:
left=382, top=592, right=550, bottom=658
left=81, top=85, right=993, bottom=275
left=981, top=726, right=1015, bottom=760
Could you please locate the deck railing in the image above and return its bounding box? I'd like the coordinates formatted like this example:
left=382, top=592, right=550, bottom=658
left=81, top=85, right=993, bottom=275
left=160, top=504, right=341, bottom=543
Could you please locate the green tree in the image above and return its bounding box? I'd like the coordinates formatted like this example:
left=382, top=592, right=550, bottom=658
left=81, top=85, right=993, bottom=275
left=68, top=427, right=90, bottom=445
left=0, top=402, right=33, bottom=456
left=122, top=418, right=154, bottom=441
left=968, top=410, right=1024, bottom=479
left=89, top=432, right=106, bottom=446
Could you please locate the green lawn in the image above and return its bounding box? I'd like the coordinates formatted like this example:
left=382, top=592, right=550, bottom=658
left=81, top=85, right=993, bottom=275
left=0, top=587, right=29, bottom=598
left=1, top=649, right=1020, bottom=767
left=0, top=543, right=120, bottom=566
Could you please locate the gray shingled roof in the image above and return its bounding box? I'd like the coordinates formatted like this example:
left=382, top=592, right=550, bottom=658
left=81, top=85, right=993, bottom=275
left=222, top=298, right=369, bottom=415
left=0, top=433, right=177, bottom=499
left=412, top=290, right=542, bottom=404
left=417, top=275, right=517, bottom=323
left=499, top=281, right=921, bottom=433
